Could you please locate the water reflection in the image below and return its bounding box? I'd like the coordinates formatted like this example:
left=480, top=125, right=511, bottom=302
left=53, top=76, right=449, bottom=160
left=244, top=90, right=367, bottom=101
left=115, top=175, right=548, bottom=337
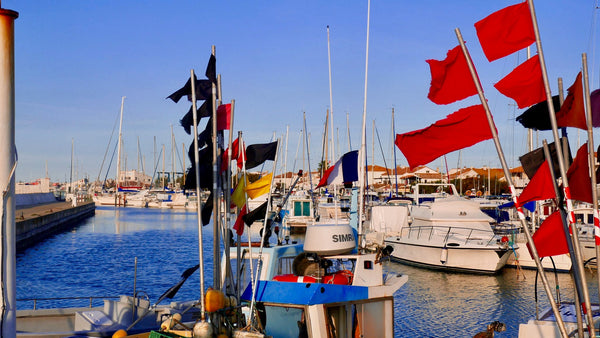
left=15, top=206, right=600, bottom=337
left=387, top=260, right=599, bottom=337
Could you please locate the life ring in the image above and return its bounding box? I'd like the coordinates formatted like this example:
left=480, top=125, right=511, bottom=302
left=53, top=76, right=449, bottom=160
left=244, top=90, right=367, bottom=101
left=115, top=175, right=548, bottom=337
left=273, top=270, right=353, bottom=285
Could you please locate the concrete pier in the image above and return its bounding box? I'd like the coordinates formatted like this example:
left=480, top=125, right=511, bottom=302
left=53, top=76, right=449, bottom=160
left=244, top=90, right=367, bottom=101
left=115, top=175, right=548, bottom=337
left=15, top=201, right=95, bottom=251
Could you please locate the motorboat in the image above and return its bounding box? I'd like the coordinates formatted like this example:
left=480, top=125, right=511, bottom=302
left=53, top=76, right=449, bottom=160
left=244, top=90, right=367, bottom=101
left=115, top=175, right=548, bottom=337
left=384, top=184, right=514, bottom=274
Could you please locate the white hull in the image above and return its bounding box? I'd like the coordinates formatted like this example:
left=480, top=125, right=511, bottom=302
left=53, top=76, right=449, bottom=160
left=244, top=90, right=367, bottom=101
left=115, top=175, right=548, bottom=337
left=385, top=236, right=511, bottom=273
left=504, top=234, right=572, bottom=272
left=383, top=189, right=513, bottom=274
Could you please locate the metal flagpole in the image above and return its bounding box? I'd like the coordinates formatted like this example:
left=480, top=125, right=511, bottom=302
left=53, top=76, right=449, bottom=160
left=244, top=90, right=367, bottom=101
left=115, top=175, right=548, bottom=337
left=582, top=53, right=600, bottom=306
left=190, top=69, right=206, bottom=318
left=527, top=1, right=595, bottom=331
left=248, top=139, right=280, bottom=329
left=358, top=0, right=371, bottom=247
left=455, top=27, right=568, bottom=337
left=542, top=140, right=584, bottom=336
left=210, top=46, right=221, bottom=290
left=222, top=99, right=235, bottom=293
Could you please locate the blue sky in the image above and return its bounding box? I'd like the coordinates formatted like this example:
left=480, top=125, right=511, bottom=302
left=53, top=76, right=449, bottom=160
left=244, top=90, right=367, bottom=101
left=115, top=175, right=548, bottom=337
left=5, top=0, right=600, bottom=182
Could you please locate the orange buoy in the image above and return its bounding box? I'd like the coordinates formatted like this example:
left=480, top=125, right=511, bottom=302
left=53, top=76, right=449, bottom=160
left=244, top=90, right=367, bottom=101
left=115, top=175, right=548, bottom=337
left=205, top=288, right=226, bottom=312
left=112, top=329, right=127, bottom=338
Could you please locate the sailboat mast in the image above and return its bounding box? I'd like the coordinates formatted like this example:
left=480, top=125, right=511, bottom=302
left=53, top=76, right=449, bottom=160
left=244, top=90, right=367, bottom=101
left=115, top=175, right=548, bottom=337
left=303, top=113, right=318, bottom=220
left=322, top=109, right=329, bottom=172
left=171, top=125, right=175, bottom=189
left=346, top=112, right=351, bottom=151
left=327, top=25, right=336, bottom=167
left=358, top=0, right=371, bottom=243
left=115, top=96, right=125, bottom=206
left=70, top=138, right=73, bottom=194
left=284, top=125, right=289, bottom=193
left=371, top=120, right=375, bottom=194
left=161, top=144, right=165, bottom=189
left=392, top=108, right=398, bottom=195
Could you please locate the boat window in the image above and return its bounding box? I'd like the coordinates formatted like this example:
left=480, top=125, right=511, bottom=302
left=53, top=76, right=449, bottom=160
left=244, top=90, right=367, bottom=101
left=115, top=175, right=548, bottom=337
left=587, top=214, right=594, bottom=224
left=302, top=201, right=311, bottom=216
left=230, top=255, right=262, bottom=291
left=326, top=305, right=348, bottom=337
left=294, top=201, right=302, bottom=216
left=261, top=304, right=306, bottom=338
left=326, top=302, right=387, bottom=338
left=276, top=256, right=296, bottom=275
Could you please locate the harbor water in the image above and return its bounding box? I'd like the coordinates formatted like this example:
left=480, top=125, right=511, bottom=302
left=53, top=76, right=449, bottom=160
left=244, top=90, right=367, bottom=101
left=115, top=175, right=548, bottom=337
left=16, top=206, right=600, bottom=337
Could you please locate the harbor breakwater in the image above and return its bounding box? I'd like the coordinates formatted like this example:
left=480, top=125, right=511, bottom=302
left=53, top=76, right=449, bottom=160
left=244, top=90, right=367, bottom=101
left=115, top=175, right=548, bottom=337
left=15, top=199, right=95, bottom=251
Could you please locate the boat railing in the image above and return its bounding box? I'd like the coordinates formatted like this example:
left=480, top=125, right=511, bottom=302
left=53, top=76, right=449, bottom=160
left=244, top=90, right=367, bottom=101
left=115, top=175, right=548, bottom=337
left=17, top=295, right=120, bottom=310
left=404, top=225, right=499, bottom=246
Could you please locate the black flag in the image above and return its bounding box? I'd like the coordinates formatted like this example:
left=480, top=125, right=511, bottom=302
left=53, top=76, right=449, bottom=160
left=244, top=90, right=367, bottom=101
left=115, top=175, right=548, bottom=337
left=206, top=54, right=216, bottom=84
left=156, top=264, right=200, bottom=302
left=167, top=75, right=213, bottom=103
left=184, top=147, right=213, bottom=190
left=245, top=141, right=278, bottom=170
left=516, top=95, right=560, bottom=131
left=201, top=192, right=213, bottom=226
left=180, top=100, right=213, bottom=135
left=243, top=201, right=268, bottom=226
left=519, top=137, right=572, bottom=179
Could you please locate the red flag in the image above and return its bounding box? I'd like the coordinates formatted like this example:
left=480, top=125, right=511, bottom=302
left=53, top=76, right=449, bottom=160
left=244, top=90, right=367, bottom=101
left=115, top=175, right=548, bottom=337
left=217, top=103, right=231, bottom=131
left=567, top=143, right=593, bottom=204
left=221, top=137, right=246, bottom=172
left=395, top=105, right=494, bottom=169
left=557, top=72, right=587, bottom=130
left=426, top=45, right=478, bottom=105
left=493, top=55, right=545, bottom=109
left=474, top=2, right=535, bottom=62
left=528, top=210, right=569, bottom=258
left=233, top=204, right=248, bottom=236
left=517, top=160, right=555, bottom=206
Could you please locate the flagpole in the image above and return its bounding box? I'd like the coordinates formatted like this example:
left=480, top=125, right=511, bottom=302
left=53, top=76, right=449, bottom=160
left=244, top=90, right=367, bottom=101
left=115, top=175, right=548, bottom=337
left=248, top=139, right=279, bottom=329
left=358, top=0, right=371, bottom=247
left=222, top=99, right=235, bottom=293
left=542, top=140, right=585, bottom=336
left=454, top=27, right=568, bottom=337
left=190, top=69, right=206, bottom=319
left=210, top=46, right=221, bottom=290
left=527, top=0, right=595, bottom=330
left=582, top=53, right=600, bottom=306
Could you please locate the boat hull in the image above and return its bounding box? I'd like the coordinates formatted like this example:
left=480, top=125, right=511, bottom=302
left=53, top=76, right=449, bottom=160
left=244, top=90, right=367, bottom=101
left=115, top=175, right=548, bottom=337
left=385, top=237, right=511, bottom=274
left=505, top=245, right=572, bottom=272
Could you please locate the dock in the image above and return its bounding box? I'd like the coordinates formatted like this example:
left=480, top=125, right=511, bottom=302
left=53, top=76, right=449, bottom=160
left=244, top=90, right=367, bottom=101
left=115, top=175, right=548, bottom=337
left=16, top=200, right=96, bottom=251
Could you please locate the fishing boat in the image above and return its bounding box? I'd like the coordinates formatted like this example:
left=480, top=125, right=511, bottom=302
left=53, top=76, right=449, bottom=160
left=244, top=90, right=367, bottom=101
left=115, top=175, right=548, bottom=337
left=223, top=221, right=406, bottom=338
left=384, top=183, right=514, bottom=274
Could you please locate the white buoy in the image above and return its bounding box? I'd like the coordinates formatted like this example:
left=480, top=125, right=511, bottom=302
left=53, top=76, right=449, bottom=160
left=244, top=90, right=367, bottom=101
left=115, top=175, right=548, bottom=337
left=193, top=321, right=212, bottom=338
left=160, top=313, right=182, bottom=330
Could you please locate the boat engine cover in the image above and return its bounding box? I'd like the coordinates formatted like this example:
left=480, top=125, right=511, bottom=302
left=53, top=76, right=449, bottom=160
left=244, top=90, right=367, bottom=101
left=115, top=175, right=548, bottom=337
left=304, top=224, right=356, bottom=255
